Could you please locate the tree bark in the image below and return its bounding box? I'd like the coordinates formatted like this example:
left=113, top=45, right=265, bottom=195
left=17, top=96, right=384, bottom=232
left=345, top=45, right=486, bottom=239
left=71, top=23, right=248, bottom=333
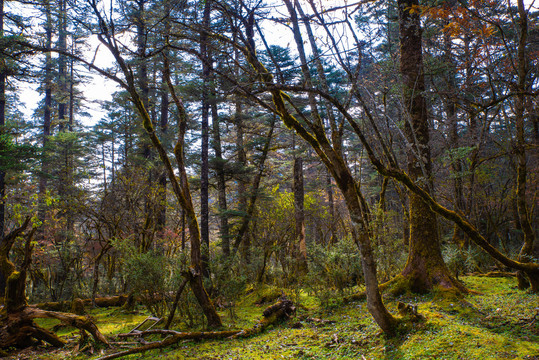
left=200, top=0, right=211, bottom=276
left=235, top=101, right=249, bottom=260
left=397, top=0, right=462, bottom=292
left=156, top=1, right=171, bottom=237
left=38, top=0, right=53, bottom=244
left=293, top=156, right=307, bottom=274
left=0, top=0, right=6, bottom=295
left=211, top=94, right=230, bottom=258
left=514, top=0, right=536, bottom=290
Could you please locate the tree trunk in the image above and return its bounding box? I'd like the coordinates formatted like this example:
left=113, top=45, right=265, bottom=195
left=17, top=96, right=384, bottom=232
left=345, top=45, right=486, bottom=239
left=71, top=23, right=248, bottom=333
left=231, top=115, right=276, bottom=257
left=155, top=0, right=172, bottom=238
left=442, top=12, right=466, bottom=249
left=293, top=156, right=307, bottom=274
left=156, top=78, right=168, bottom=235
left=0, top=0, right=6, bottom=295
left=235, top=101, right=249, bottom=261
left=1, top=220, right=108, bottom=350
left=199, top=0, right=211, bottom=276
left=397, top=0, right=462, bottom=293
left=514, top=0, right=536, bottom=290
left=326, top=168, right=336, bottom=245
left=340, top=173, right=397, bottom=334
left=211, top=95, right=230, bottom=258
left=278, top=0, right=397, bottom=333
left=38, top=0, right=53, bottom=244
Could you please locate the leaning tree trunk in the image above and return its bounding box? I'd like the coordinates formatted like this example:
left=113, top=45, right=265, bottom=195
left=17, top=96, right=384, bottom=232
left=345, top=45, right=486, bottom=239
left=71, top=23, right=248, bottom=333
left=397, top=0, right=464, bottom=293
left=339, top=176, right=397, bottom=334
left=88, top=11, right=223, bottom=328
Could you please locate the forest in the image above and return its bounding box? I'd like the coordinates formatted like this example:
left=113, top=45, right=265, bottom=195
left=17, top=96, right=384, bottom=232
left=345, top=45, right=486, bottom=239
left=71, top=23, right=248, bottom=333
left=0, top=0, right=538, bottom=358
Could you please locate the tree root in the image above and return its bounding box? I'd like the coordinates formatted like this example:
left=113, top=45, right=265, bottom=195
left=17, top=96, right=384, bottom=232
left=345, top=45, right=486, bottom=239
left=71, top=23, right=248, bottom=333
left=96, top=298, right=296, bottom=360
left=0, top=306, right=109, bottom=349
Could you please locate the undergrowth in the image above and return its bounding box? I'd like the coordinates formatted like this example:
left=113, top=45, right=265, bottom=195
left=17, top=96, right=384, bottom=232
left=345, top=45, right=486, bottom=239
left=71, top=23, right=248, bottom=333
left=9, top=276, right=539, bottom=359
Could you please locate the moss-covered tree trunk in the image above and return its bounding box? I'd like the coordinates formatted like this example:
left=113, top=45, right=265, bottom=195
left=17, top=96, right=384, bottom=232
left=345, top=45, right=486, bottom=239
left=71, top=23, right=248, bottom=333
left=0, top=0, right=6, bottom=297
left=514, top=0, right=537, bottom=291
left=0, top=220, right=109, bottom=350
left=339, top=173, right=397, bottom=334
left=398, top=0, right=463, bottom=292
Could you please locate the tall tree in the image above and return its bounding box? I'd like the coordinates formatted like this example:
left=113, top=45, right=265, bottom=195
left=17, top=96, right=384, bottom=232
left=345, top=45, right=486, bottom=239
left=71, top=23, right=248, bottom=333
left=38, top=0, right=53, bottom=241
left=238, top=0, right=398, bottom=333
left=88, top=1, right=222, bottom=327
left=200, top=0, right=211, bottom=275
left=293, top=151, right=307, bottom=273
left=397, top=0, right=462, bottom=292
left=514, top=0, right=535, bottom=289
left=0, top=0, right=5, bottom=242
left=0, top=0, right=6, bottom=296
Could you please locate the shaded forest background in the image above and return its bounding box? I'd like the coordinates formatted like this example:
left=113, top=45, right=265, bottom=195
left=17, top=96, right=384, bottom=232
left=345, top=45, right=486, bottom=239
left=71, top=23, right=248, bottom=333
left=0, top=0, right=537, bottom=345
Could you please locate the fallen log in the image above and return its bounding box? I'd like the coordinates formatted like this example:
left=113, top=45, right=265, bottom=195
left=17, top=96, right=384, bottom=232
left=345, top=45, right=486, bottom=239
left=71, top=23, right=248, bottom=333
left=467, top=271, right=517, bottom=278
left=34, top=295, right=128, bottom=312
left=96, top=298, right=296, bottom=360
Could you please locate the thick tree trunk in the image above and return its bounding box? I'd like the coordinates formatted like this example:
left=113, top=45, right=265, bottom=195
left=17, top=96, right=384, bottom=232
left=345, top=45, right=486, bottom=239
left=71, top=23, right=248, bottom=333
left=397, top=0, right=461, bottom=293
left=1, top=306, right=109, bottom=349
left=0, top=0, right=6, bottom=295
left=514, top=0, right=536, bottom=290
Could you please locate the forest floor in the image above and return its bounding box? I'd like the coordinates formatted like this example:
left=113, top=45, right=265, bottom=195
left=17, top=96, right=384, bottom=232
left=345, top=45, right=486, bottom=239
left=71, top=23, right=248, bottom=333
left=5, top=276, right=539, bottom=360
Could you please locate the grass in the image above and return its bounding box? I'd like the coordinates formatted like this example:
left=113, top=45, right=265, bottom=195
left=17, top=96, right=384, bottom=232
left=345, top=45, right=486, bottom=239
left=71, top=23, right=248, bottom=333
left=8, top=276, right=539, bottom=359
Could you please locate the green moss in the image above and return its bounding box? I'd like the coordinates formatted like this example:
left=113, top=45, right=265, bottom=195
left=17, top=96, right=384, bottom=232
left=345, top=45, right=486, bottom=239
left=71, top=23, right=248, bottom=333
left=7, top=276, right=538, bottom=360
left=386, top=274, right=413, bottom=297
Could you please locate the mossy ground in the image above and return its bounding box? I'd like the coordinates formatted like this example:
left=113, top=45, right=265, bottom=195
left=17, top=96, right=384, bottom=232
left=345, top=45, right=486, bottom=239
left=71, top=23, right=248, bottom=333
left=6, top=276, right=539, bottom=359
